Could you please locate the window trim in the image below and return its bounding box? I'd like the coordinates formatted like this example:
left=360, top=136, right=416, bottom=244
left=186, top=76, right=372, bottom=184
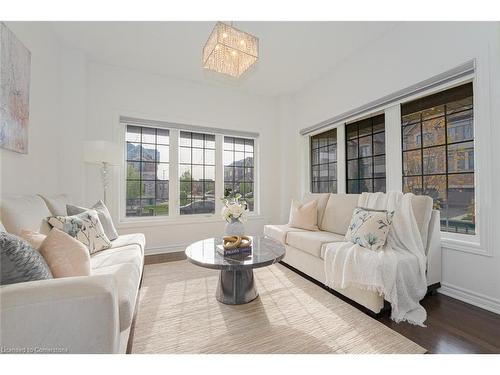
left=117, top=119, right=260, bottom=225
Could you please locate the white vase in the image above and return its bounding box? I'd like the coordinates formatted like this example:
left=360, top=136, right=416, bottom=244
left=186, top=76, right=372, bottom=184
left=224, top=218, right=245, bottom=236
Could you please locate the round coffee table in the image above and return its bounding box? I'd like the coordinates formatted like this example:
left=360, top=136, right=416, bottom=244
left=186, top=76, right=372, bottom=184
left=185, top=236, right=285, bottom=305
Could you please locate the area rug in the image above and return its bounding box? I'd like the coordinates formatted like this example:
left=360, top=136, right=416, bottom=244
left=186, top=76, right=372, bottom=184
left=132, top=261, right=426, bottom=354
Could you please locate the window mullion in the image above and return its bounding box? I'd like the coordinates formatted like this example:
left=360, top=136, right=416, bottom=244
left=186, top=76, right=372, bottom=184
left=385, top=104, right=403, bottom=191
left=169, top=128, right=180, bottom=217
left=215, top=134, right=224, bottom=215
left=337, top=125, right=346, bottom=193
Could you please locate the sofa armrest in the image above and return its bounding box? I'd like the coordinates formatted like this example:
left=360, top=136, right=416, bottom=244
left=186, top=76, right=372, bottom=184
left=0, top=274, right=120, bottom=354
left=426, top=210, right=442, bottom=286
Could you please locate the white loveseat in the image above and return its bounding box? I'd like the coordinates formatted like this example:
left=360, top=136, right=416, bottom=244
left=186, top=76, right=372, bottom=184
left=264, top=193, right=441, bottom=314
left=0, top=195, right=144, bottom=353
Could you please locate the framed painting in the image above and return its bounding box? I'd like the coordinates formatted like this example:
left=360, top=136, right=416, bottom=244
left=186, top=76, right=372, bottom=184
left=0, top=22, right=31, bottom=154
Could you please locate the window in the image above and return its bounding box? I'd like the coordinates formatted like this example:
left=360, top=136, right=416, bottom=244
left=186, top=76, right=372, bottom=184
left=224, top=136, right=255, bottom=211
left=124, top=121, right=258, bottom=218
left=125, top=125, right=169, bottom=216
left=179, top=131, right=216, bottom=215
left=401, top=82, right=474, bottom=234
left=345, top=114, right=386, bottom=193
left=310, top=129, right=337, bottom=193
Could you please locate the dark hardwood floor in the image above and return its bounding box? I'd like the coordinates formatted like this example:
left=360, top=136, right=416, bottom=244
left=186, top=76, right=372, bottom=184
left=379, top=293, right=500, bottom=354
left=144, top=253, right=500, bottom=354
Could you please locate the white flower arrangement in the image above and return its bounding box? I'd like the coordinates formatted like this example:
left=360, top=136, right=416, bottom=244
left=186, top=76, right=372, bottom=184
left=221, top=193, right=248, bottom=223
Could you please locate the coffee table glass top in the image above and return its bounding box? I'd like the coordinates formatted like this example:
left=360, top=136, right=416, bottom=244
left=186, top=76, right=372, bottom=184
left=185, top=236, right=285, bottom=271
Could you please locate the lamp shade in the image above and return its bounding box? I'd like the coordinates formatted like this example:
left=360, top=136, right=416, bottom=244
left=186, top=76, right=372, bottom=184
left=83, top=140, right=122, bottom=166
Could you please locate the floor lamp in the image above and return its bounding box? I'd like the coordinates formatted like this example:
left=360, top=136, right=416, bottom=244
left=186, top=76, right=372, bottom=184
left=84, top=140, right=122, bottom=205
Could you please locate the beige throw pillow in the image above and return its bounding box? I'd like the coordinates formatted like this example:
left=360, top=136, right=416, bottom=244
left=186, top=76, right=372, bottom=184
left=288, top=199, right=319, bottom=231
left=20, top=229, right=47, bottom=250
left=38, top=228, right=91, bottom=278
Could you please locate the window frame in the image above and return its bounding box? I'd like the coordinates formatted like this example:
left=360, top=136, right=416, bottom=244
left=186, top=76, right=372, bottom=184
left=397, top=78, right=491, bottom=255
left=223, top=136, right=256, bottom=212
left=401, top=84, right=475, bottom=236
left=118, top=121, right=260, bottom=224
left=310, top=128, right=338, bottom=194
left=345, top=113, right=386, bottom=194
left=124, top=125, right=170, bottom=218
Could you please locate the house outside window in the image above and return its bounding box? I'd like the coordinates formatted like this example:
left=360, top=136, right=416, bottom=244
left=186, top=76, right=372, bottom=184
left=310, top=129, right=337, bottom=193
left=345, top=114, right=386, bottom=193
left=401, top=82, right=475, bottom=234
left=124, top=122, right=258, bottom=218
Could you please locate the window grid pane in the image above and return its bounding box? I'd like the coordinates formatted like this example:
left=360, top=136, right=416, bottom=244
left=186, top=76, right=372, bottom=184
left=310, top=129, right=337, bottom=193
left=126, top=126, right=169, bottom=217
left=401, top=82, right=475, bottom=235
left=345, top=114, right=386, bottom=194
left=224, top=137, right=255, bottom=211
left=179, top=131, right=216, bottom=215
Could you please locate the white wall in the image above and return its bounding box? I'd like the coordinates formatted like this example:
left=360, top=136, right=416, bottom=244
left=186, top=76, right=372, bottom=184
left=279, top=22, right=500, bottom=313
left=0, top=22, right=61, bottom=197
left=66, top=62, right=281, bottom=254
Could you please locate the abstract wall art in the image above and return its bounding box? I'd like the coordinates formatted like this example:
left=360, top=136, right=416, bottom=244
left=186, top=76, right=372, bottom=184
left=0, top=22, right=31, bottom=154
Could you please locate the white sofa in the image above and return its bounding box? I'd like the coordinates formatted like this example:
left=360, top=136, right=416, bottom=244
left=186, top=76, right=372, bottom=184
left=0, top=195, right=144, bottom=353
left=264, top=193, right=441, bottom=314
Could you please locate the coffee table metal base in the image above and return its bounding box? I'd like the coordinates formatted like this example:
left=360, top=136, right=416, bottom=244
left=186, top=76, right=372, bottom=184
left=216, top=269, right=258, bottom=305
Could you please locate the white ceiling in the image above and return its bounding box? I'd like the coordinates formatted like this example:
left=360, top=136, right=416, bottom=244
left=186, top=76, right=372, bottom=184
left=50, top=21, right=398, bottom=97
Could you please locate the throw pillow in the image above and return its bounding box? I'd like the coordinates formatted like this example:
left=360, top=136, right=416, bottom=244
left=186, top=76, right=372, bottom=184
left=345, top=207, right=394, bottom=251
left=48, top=210, right=112, bottom=254
left=0, top=232, right=53, bottom=285
left=20, top=229, right=47, bottom=250
left=288, top=199, right=319, bottom=231
left=0, top=221, right=6, bottom=233
left=38, top=193, right=69, bottom=216
left=66, top=200, right=118, bottom=241
left=38, top=228, right=91, bottom=278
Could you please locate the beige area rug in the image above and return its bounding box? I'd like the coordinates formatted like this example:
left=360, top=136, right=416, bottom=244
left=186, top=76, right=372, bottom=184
left=132, top=261, right=426, bottom=354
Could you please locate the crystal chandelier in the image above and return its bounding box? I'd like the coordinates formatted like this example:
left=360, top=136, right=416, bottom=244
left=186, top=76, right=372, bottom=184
left=202, top=22, right=259, bottom=78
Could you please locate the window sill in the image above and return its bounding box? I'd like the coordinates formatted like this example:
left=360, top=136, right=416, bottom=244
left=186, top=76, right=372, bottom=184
left=440, top=233, right=492, bottom=257
left=117, top=214, right=268, bottom=230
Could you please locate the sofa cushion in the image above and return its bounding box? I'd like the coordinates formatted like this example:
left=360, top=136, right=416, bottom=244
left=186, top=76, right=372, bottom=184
left=263, top=224, right=307, bottom=244
left=38, top=194, right=69, bottom=216
left=286, top=230, right=345, bottom=258
left=91, top=243, right=144, bottom=271
left=320, top=194, right=359, bottom=234
left=111, top=233, right=146, bottom=252
left=90, top=233, right=144, bottom=331
left=92, top=262, right=141, bottom=331
left=302, top=193, right=330, bottom=226
left=0, top=195, right=52, bottom=235
left=410, top=195, right=433, bottom=249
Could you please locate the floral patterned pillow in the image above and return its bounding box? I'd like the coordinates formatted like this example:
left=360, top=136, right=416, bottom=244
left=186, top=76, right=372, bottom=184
left=48, top=210, right=111, bottom=254
left=345, top=207, right=394, bottom=251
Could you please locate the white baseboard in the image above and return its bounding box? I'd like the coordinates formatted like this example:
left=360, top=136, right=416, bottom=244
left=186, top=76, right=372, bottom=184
left=439, top=282, right=500, bottom=315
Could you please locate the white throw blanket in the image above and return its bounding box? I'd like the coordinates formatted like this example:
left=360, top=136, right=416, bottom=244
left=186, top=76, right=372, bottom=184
left=323, top=192, right=428, bottom=326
